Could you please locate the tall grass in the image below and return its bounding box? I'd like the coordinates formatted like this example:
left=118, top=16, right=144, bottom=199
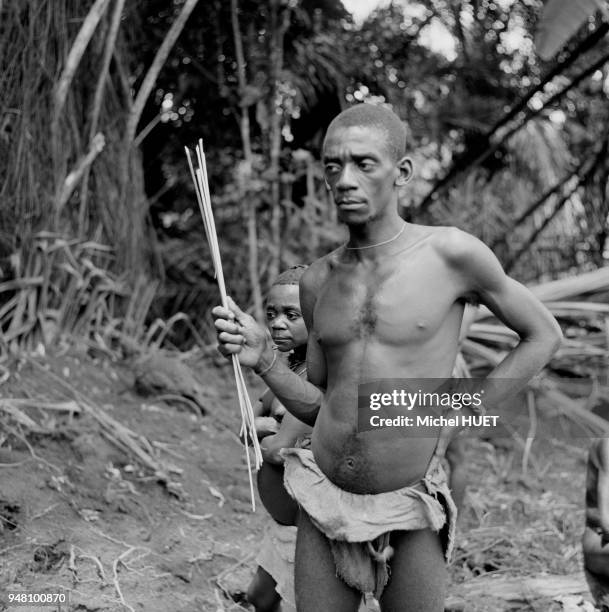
left=0, top=233, right=168, bottom=357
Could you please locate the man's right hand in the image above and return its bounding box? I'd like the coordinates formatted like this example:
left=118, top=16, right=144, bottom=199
left=212, top=296, right=273, bottom=369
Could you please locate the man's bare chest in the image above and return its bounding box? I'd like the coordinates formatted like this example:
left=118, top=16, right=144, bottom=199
left=313, top=258, right=460, bottom=347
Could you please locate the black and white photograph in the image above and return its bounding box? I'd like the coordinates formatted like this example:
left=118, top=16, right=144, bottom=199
left=1, top=0, right=609, bottom=610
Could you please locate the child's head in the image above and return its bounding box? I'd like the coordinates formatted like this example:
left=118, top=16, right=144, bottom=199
left=266, top=265, right=308, bottom=353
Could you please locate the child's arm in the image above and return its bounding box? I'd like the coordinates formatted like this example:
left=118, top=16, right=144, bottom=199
left=260, top=412, right=312, bottom=464
left=255, top=389, right=273, bottom=418
left=252, top=391, right=280, bottom=440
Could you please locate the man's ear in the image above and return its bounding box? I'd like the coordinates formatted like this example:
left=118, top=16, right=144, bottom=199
left=396, top=157, right=413, bottom=186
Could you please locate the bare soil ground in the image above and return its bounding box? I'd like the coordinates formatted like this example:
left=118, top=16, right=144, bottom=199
left=0, top=349, right=599, bottom=611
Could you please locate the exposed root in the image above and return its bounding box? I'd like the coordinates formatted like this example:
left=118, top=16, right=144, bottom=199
left=111, top=546, right=138, bottom=612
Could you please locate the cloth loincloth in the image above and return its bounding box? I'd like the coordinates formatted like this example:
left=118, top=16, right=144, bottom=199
left=256, top=522, right=297, bottom=612
left=280, top=447, right=457, bottom=600
left=585, top=567, right=609, bottom=612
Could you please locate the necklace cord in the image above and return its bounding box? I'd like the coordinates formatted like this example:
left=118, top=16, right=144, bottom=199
left=345, top=223, right=406, bottom=250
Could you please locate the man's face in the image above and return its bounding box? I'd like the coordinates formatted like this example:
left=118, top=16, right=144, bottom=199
left=322, top=125, right=408, bottom=225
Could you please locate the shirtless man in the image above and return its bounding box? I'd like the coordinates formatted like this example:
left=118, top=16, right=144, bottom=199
left=583, top=438, right=609, bottom=611
left=214, top=104, right=562, bottom=611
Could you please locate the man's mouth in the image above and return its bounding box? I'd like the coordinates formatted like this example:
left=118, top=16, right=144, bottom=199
left=337, top=199, right=366, bottom=210
left=272, top=336, right=292, bottom=343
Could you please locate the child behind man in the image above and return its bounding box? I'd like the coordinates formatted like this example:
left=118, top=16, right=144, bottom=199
left=247, top=265, right=310, bottom=612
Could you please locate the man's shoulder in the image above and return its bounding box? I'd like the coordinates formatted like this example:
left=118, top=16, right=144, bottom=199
left=428, top=226, right=479, bottom=256
left=424, top=226, right=494, bottom=269
left=421, top=226, right=505, bottom=297
left=300, top=250, right=337, bottom=293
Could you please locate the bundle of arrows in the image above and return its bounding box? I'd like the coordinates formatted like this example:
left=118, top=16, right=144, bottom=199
left=185, top=140, right=262, bottom=511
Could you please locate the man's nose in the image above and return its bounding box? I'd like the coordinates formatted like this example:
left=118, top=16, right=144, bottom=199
left=336, top=163, right=357, bottom=190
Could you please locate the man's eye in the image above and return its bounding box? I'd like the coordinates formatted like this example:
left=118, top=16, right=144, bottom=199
left=266, top=310, right=275, bottom=320
left=287, top=312, right=301, bottom=321
left=359, top=161, right=374, bottom=171
left=324, top=164, right=341, bottom=175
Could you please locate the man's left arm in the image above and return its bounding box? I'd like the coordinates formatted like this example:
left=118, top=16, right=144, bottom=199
left=445, top=229, right=563, bottom=407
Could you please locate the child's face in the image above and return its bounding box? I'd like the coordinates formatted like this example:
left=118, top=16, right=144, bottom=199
left=265, top=284, right=307, bottom=352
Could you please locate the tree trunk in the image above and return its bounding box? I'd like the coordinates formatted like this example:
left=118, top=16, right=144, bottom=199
left=231, top=0, right=263, bottom=321
left=125, top=0, right=201, bottom=147
left=52, top=0, right=111, bottom=153
left=267, top=0, right=291, bottom=284
left=51, top=0, right=112, bottom=225
left=79, top=0, right=126, bottom=237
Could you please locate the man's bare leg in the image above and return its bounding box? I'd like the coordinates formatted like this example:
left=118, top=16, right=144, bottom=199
left=446, top=438, right=467, bottom=512
left=379, top=529, right=447, bottom=612
left=247, top=566, right=281, bottom=612
left=294, top=511, right=362, bottom=612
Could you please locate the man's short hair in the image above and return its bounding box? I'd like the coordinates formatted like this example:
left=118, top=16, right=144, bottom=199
left=324, top=104, right=407, bottom=161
